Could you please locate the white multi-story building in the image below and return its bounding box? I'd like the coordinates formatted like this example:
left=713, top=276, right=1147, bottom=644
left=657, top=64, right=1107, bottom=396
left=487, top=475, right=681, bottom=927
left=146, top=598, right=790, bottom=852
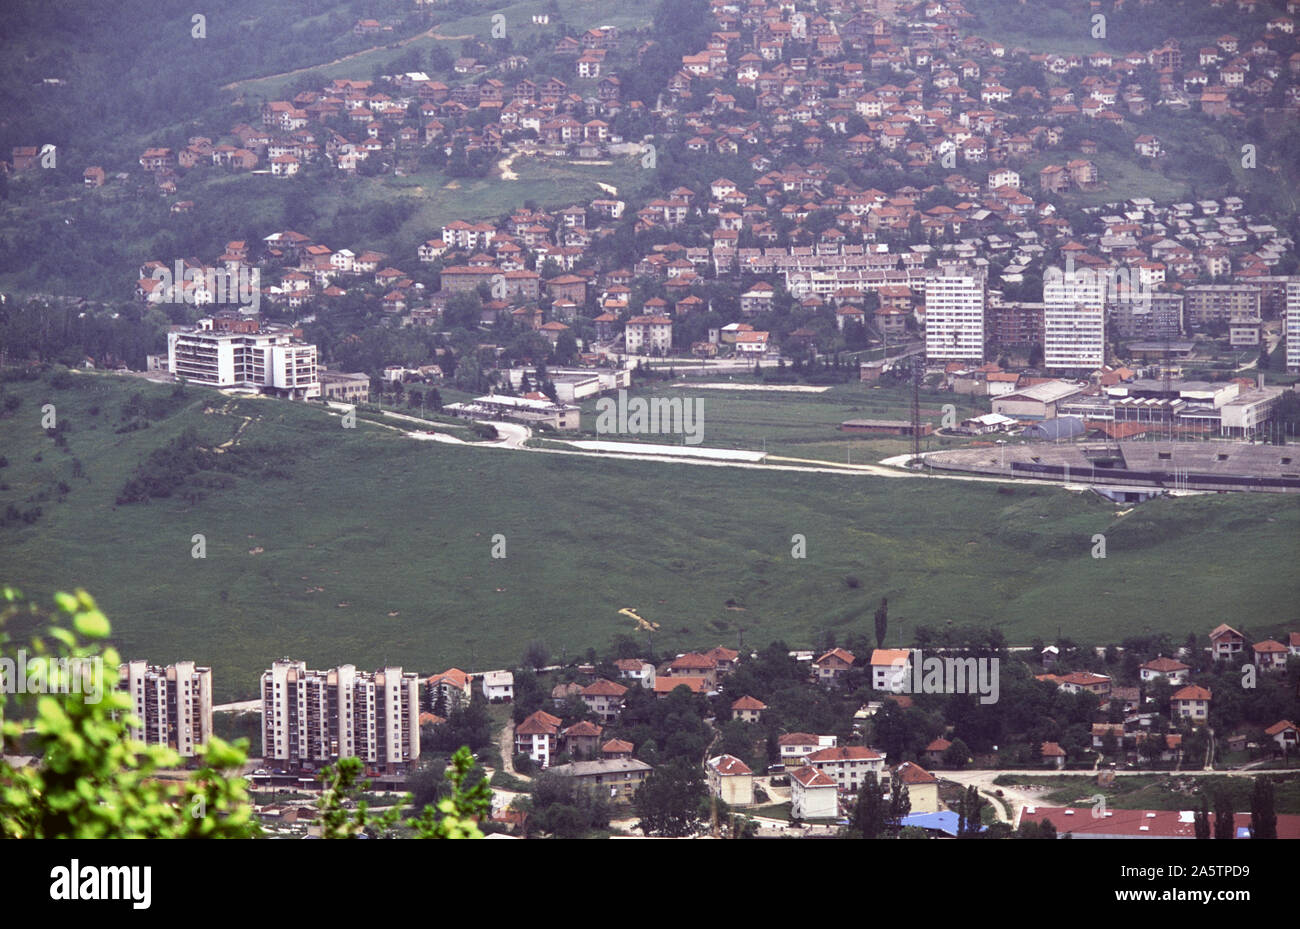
left=924, top=274, right=985, bottom=362
left=1287, top=280, right=1300, bottom=372
left=167, top=320, right=320, bottom=399
left=624, top=315, right=673, bottom=355
left=261, top=660, right=421, bottom=775
left=1044, top=272, right=1106, bottom=370
left=116, top=660, right=213, bottom=758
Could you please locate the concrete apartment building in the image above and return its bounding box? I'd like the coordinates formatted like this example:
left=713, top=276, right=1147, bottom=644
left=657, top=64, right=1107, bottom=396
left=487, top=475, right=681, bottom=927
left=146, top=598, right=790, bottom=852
left=925, top=273, right=985, bottom=362
left=261, top=660, right=421, bottom=775
left=1109, top=291, right=1184, bottom=339
left=1044, top=274, right=1106, bottom=370
left=986, top=299, right=1044, bottom=347
left=1288, top=280, right=1300, bottom=372
left=624, top=315, right=674, bottom=355
left=1183, top=283, right=1261, bottom=326
left=117, top=660, right=213, bottom=758
left=168, top=318, right=319, bottom=399
left=318, top=370, right=371, bottom=403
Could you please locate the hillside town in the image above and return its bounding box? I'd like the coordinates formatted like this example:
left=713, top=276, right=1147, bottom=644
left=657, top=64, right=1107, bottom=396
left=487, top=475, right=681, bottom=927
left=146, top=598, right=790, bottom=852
left=119, top=619, right=1300, bottom=838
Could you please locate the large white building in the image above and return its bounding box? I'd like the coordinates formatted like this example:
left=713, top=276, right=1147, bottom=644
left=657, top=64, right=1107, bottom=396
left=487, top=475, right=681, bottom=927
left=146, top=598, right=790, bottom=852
left=1044, top=272, right=1106, bottom=370
left=924, top=274, right=985, bottom=363
left=116, top=660, right=213, bottom=758
left=1287, top=280, right=1300, bottom=373
left=167, top=319, right=320, bottom=399
left=261, top=660, right=421, bottom=775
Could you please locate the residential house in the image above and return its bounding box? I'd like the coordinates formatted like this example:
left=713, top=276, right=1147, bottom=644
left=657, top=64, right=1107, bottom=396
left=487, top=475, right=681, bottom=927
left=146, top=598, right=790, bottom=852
left=580, top=679, right=628, bottom=723
left=562, top=720, right=604, bottom=759
left=1265, top=720, right=1298, bottom=754
left=869, top=648, right=911, bottom=691
left=549, top=758, right=652, bottom=800
left=515, top=709, right=563, bottom=767
left=806, top=745, right=888, bottom=793
left=894, top=762, right=939, bottom=813
left=707, top=754, right=755, bottom=806
left=789, top=765, right=839, bottom=820
left=614, top=658, right=655, bottom=688
left=813, top=648, right=856, bottom=685
left=1253, top=640, right=1289, bottom=672
left=665, top=653, right=719, bottom=689
left=1139, top=657, right=1189, bottom=684
left=1171, top=685, right=1212, bottom=724
left=427, top=668, right=473, bottom=714
left=731, top=695, right=766, bottom=723
left=481, top=670, right=514, bottom=702
left=1209, top=624, right=1245, bottom=661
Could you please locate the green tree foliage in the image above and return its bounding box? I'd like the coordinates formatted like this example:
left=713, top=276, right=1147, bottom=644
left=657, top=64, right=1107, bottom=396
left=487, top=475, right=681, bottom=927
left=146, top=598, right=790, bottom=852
left=525, top=771, right=610, bottom=838
left=1250, top=777, right=1277, bottom=839
left=0, top=586, right=259, bottom=838
left=845, top=770, right=886, bottom=839
left=1194, top=793, right=1211, bottom=839
left=1213, top=789, right=1235, bottom=840
left=320, top=746, right=490, bottom=839
left=633, top=759, right=706, bottom=837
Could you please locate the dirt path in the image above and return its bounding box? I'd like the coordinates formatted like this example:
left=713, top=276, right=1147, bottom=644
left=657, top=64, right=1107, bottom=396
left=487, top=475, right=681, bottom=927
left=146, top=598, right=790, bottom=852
left=498, top=720, right=530, bottom=782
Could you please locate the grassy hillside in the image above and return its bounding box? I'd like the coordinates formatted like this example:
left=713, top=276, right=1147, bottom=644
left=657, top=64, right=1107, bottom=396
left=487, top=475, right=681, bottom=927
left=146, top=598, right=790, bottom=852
left=1, top=369, right=1297, bottom=700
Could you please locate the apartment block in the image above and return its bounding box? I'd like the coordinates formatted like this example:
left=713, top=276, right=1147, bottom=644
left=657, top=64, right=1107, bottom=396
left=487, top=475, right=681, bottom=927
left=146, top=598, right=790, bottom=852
left=987, top=299, right=1044, bottom=347
left=116, top=660, right=213, bottom=758
left=1183, top=284, right=1261, bottom=326
left=1109, top=291, right=1183, bottom=339
left=167, top=318, right=319, bottom=399
left=261, top=660, right=421, bottom=775
left=924, top=274, right=985, bottom=362
left=1044, top=274, right=1106, bottom=370
left=1288, top=280, right=1300, bottom=373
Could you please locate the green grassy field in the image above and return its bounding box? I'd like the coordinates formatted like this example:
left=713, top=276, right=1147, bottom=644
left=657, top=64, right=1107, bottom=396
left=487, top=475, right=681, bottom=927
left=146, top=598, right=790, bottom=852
left=2, top=370, right=1298, bottom=701
left=575, top=381, right=994, bottom=461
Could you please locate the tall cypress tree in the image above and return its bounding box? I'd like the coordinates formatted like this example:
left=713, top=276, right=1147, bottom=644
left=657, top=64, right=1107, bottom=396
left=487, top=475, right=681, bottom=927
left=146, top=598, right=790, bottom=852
left=1251, top=777, right=1277, bottom=839
left=1194, top=794, right=1211, bottom=840
left=1213, top=789, right=1235, bottom=840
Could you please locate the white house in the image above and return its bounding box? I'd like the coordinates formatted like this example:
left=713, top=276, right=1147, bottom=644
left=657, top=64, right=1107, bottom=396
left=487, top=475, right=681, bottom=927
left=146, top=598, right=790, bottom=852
left=1138, top=656, right=1189, bottom=685
left=789, top=765, right=839, bottom=819
left=481, top=669, right=515, bottom=702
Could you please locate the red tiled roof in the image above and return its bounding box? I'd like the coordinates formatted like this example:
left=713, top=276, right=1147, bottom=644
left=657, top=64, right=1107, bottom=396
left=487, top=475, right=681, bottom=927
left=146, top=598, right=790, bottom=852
left=709, top=754, right=753, bottom=776
left=895, top=761, right=937, bottom=784
left=731, top=695, right=767, bottom=711
left=669, top=652, right=717, bottom=671
left=1020, top=806, right=1300, bottom=839
left=1040, top=741, right=1066, bottom=757
left=653, top=676, right=708, bottom=694
left=1172, top=685, right=1212, bottom=702
left=563, top=720, right=603, bottom=737
left=1141, top=656, right=1189, bottom=672
left=582, top=678, right=629, bottom=697
left=516, top=710, right=562, bottom=735
left=789, top=765, right=837, bottom=788
left=807, top=746, right=881, bottom=763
